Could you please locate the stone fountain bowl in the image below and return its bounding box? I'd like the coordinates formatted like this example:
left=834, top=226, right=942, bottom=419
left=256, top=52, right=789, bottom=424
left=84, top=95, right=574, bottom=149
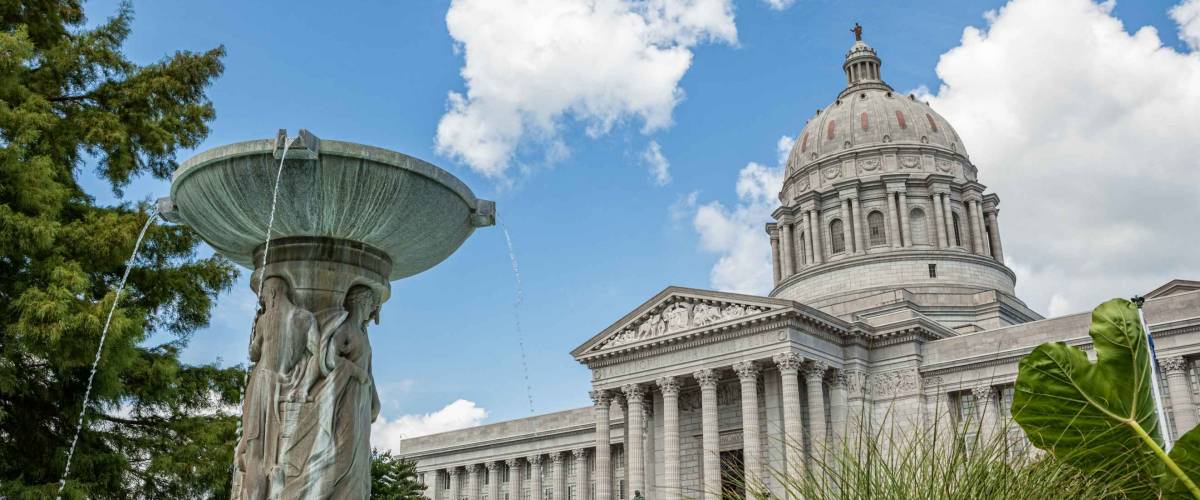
left=162, top=130, right=495, bottom=280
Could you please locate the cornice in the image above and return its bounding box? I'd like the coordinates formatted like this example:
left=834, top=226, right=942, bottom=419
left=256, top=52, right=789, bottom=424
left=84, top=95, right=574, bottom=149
left=770, top=248, right=1016, bottom=295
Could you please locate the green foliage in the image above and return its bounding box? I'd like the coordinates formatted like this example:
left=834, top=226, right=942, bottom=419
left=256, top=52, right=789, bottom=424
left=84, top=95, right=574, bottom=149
left=1013, top=299, right=1200, bottom=498
left=768, top=412, right=1122, bottom=499
left=0, top=1, right=238, bottom=497
left=371, top=449, right=427, bottom=499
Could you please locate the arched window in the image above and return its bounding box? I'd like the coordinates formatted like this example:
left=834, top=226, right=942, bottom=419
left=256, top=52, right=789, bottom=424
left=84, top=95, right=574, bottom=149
left=868, top=211, right=886, bottom=247
left=830, top=219, right=846, bottom=254
left=952, top=212, right=963, bottom=247
left=797, top=230, right=808, bottom=265
left=910, top=208, right=928, bottom=245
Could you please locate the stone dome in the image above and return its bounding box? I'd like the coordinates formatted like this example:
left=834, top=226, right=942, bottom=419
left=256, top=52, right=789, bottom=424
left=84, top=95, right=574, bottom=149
left=785, top=40, right=967, bottom=177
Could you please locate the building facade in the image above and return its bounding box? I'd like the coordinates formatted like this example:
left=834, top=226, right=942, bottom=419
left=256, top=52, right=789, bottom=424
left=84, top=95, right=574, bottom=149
left=401, top=35, right=1200, bottom=500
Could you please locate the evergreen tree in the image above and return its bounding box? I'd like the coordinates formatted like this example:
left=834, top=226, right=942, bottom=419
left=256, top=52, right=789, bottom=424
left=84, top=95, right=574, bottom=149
left=371, top=449, right=428, bottom=499
left=0, top=1, right=241, bottom=497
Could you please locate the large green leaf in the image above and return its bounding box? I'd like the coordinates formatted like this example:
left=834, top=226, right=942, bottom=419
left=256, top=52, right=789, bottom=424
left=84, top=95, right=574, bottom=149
left=1167, top=428, right=1200, bottom=497
left=1013, top=299, right=1200, bottom=497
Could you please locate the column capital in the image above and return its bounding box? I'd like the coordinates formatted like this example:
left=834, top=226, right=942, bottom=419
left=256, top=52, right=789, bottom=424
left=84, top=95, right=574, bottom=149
left=505, top=458, right=520, bottom=468
left=572, top=448, right=588, bottom=460
left=466, top=463, right=481, bottom=473
left=621, top=383, right=645, bottom=402
left=589, top=389, right=611, bottom=406
left=527, top=454, right=544, bottom=466
left=448, top=467, right=461, bottom=477
left=550, top=451, right=565, bottom=463
left=1161, top=356, right=1190, bottom=374
left=802, top=360, right=829, bottom=379
left=486, top=461, right=500, bottom=471
left=733, top=360, right=760, bottom=381
left=693, top=368, right=719, bottom=388
left=657, top=375, right=681, bottom=396
left=773, top=352, right=803, bottom=372
left=972, top=384, right=995, bottom=401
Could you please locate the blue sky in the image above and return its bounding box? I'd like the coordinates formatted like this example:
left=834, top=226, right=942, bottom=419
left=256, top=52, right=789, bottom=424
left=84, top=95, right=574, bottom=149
left=81, top=0, right=1200, bottom=446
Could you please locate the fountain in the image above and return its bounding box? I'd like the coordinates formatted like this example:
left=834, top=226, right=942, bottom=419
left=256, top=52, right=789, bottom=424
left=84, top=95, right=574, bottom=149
left=157, top=129, right=495, bottom=498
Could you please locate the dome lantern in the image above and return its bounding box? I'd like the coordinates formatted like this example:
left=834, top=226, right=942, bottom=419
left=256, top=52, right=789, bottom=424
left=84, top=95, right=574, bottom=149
left=840, top=24, right=893, bottom=98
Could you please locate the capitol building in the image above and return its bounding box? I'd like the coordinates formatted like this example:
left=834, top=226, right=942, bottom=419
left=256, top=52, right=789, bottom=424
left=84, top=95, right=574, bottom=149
left=402, top=35, right=1200, bottom=500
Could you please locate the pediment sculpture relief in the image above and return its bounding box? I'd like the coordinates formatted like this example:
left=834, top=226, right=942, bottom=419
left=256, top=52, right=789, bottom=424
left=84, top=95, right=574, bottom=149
left=593, top=297, right=774, bottom=351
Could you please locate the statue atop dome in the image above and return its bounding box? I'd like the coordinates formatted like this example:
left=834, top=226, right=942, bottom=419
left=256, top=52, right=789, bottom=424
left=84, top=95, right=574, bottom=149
left=851, top=22, right=863, bottom=42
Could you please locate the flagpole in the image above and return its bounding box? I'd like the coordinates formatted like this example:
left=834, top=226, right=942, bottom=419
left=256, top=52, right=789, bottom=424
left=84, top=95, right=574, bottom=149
left=1133, top=295, right=1173, bottom=451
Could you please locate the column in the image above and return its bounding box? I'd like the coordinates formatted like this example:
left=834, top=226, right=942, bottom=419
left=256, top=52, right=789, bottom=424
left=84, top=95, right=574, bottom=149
left=986, top=210, right=1004, bottom=262
left=803, top=361, right=828, bottom=459
left=468, top=464, right=481, bottom=500
left=693, top=369, right=721, bottom=500
left=898, top=191, right=911, bottom=247
left=828, top=371, right=848, bottom=446
left=506, top=459, right=522, bottom=500
left=887, top=192, right=902, bottom=248
left=734, top=361, right=762, bottom=497
left=941, top=194, right=955, bottom=247
left=794, top=224, right=807, bottom=268
left=780, top=221, right=795, bottom=278
left=973, top=385, right=997, bottom=444
left=487, top=462, right=501, bottom=500
left=773, top=353, right=805, bottom=476
left=1162, top=357, right=1199, bottom=437
left=968, top=199, right=986, bottom=255
left=805, top=211, right=819, bottom=264
left=769, top=230, right=782, bottom=285
left=931, top=194, right=947, bottom=248
left=851, top=195, right=866, bottom=254
left=428, top=471, right=440, bottom=500
left=552, top=452, right=566, bottom=500
left=528, top=455, right=544, bottom=500
left=449, top=468, right=461, bottom=500
left=573, top=449, right=590, bottom=500
left=657, top=377, right=682, bottom=500
left=840, top=199, right=853, bottom=255
left=622, top=384, right=646, bottom=498
left=590, top=390, right=612, bottom=500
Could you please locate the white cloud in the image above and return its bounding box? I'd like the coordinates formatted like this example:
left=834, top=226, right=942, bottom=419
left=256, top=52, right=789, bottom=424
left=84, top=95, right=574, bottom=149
left=691, top=136, right=791, bottom=294
left=1173, top=0, right=1200, bottom=50
left=643, top=140, right=672, bottom=186
left=436, top=0, right=737, bottom=180
left=371, top=399, right=489, bottom=453
left=762, top=0, right=795, bottom=10
left=917, top=0, right=1200, bottom=315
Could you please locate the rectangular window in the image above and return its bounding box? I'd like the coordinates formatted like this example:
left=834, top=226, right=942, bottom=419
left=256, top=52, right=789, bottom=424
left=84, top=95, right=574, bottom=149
left=928, top=263, right=937, bottom=278
left=524, top=465, right=531, bottom=480
left=619, top=480, right=626, bottom=500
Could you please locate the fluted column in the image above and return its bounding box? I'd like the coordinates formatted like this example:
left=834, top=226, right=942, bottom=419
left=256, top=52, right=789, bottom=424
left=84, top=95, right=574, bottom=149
left=806, top=210, right=822, bottom=264
left=931, top=194, right=947, bottom=248
left=734, top=361, right=762, bottom=496
left=829, top=371, right=848, bottom=445
left=622, top=384, right=646, bottom=498
left=506, top=459, right=522, bottom=500
left=773, top=353, right=805, bottom=475
left=851, top=195, right=866, bottom=254
left=467, top=464, right=481, bottom=500
left=551, top=452, right=566, bottom=500
left=985, top=210, right=1004, bottom=262
left=941, top=194, right=955, bottom=247
left=780, top=221, right=795, bottom=278
left=428, top=471, right=440, bottom=500
left=693, top=369, right=721, bottom=500
left=886, top=192, right=901, bottom=248
left=1162, top=357, right=1198, bottom=437
left=449, top=468, right=461, bottom=500
left=839, top=199, right=853, bottom=255
left=529, top=455, right=544, bottom=500
left=769, top=230, right=782, bottom=285
left=590, top=390, right=612, bottom=500
left=973, top=385, right=997, bottom=443
left=968, top=199, right=986, bottom=255
left=898, top=192, right=911, bottom=247
left=803, top=361, right=829, bottom=459
left=572, top=449, right=590, bottom=500
left=486, top=462, right=501, bottom=500
left=656, top=377, right=681, bottom=500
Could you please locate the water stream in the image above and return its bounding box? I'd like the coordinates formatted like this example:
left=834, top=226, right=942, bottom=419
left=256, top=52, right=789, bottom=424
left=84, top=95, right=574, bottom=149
left=501, top=222, right=536, bottom=415
left=57, top=208, right=160, bottom=498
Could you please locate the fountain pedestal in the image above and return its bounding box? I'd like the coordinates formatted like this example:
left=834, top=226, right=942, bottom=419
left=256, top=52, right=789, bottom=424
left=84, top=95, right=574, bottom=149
left=163, top=130, right=493, bottom=499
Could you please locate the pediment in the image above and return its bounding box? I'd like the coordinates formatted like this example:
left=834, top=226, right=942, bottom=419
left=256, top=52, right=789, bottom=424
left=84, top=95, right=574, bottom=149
left=1145, top=279, right=1200, bottom=299
left=575, top=287, right=790, bottom=356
